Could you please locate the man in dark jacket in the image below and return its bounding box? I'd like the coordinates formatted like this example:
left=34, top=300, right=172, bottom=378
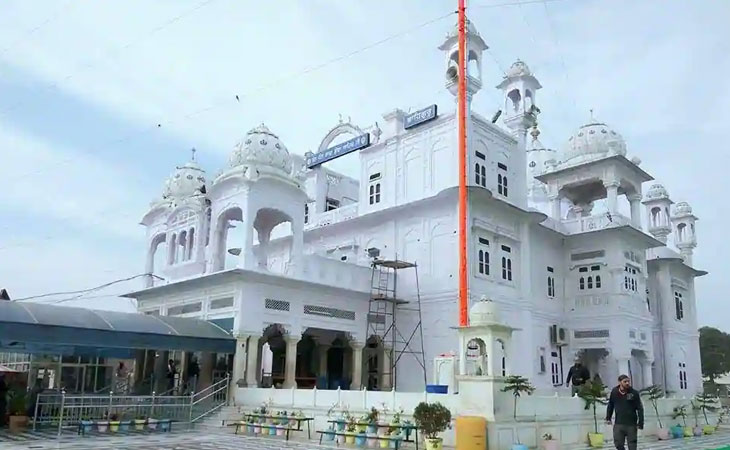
left=605, top=374, right=644, bottom=450
left=565, top=359, right=590, bottom=396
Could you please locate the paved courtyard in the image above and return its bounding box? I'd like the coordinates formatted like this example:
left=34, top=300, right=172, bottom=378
left=0, top=427, right=728, bottom=450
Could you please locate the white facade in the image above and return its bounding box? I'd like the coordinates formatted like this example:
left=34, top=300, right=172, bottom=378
left=126, top=20, right=706, bottom=396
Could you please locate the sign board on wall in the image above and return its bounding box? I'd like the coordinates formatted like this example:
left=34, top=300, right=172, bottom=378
left=404, top=104, right=438, bottom=129
left=306, top=134, right=371, bottom=169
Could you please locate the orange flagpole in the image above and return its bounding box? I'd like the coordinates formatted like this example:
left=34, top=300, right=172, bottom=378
left=457, top=0, right=468, bottom=327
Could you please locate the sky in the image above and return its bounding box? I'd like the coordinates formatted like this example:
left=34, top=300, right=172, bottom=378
left=0, top=0, right=728, bottom=328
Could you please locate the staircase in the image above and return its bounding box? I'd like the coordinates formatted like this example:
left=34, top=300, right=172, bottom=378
left=194, top=405, right=243, bottom=430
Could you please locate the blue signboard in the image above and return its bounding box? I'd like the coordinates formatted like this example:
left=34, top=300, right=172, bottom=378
left=306, top=133, right=371, bottom=168
left=404, top=104, right=438, bottom=129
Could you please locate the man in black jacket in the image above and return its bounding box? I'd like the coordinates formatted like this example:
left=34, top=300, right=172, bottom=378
left=605, top=374, right=644, bottom=450
left=565, top=359, right=590, bottom=396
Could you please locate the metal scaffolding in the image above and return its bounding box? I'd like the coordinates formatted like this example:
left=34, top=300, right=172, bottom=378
left=365, top=257, right=426, bottom=390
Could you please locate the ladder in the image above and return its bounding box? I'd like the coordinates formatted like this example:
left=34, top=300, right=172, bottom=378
left=365, top=258, right=426, bottom=390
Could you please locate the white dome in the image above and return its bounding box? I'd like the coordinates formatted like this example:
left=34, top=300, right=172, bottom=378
left=469, top=296, right=500, bottom=326
left=645, top=183, right=670, bottom=201
left=674, top=201, right=692, bottom=216
left=229, top=124, right=293, bottom=176
left=162, top=160, right=206, bottom=200
left=506, top=59, right=531, bottom=78
left=562, top=122, right=627, bottom=164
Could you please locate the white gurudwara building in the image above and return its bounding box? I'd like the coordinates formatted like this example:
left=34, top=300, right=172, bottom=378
left=125, top=20, right=705, bottom=397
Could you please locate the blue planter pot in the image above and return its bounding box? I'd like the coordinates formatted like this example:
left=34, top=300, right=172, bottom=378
left=335, top=420, right=346, bottom=432
left=159, top=419, right=171, bottom=431
left=367, top=424, right=378, bottom=434
left=119, top=421, right=130, bottom=432
left=324, top=429, right=336, bottom=441
left=511, top=445, right=529, bottom=450
left=355, top=434, right=367, bottom=446
left=80, top=420, right=94, bottom=434
left=670, top=426, right=684, bottom=439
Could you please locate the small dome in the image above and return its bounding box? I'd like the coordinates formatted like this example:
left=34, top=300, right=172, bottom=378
left=645, top=183, right=670, bottom=201
left=229, top=123, right=293, bottom=176
left=468, top=296, right=500, bottom=326
left=162, top=160, right=206, bottom=199
left=506, top=59, right=531, bottom=78
left=446, top=18, right=481, bottom=40
left=674, top=202, right=692, bottom=215
left=562, top=122, right=627, bottom=164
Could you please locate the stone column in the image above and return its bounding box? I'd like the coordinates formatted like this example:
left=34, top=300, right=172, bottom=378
left=245, top=335, right=262, bottom=387
left=380, top=347, right=393, bottom=391
left=257, top=228, right=272, bottom=269
left=604, top=181, right=619, bottom=214
left=317, top=342, right=331, bottom=382
left=486, top=336, right=497, bottom=377
left=283, top=335, right=301, bottom=389
left=232, top=334, right=249, bottom=387
left=133, top=349, right=146, bottom=390
left=153, top=350, right=169, bottom=393
left=616, top=356, right=631, bottom=379
left=628, top=194, right=643, bottom=228
left=642, top=359, right=654, bottom=388
left=288, top=218, right=304, bottom=276
left=199, top=352, right=215, bottom=390
left=549, top=195, right=561, bottom=220
left=350, top=341, right=365, bottom=390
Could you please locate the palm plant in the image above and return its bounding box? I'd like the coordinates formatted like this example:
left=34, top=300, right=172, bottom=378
left=640, top=384, right=665, bottom=428
left=578, top=380, right=608, bottom=434
left=694, top=392, right=720, bottom=425
left=500, top=375, right=536, bottom=420
left=672, top=405, right=687, bottom=427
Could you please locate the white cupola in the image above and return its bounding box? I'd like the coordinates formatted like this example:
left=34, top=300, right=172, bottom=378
left=438, top=19, right=488, bottom=101
left=642, top=183, right=673, bottom=243
left=496, top=59, right=541, bottom=132
left=162, top=159, right=207, bottom=202
left=671, top=201, right=698, bottom=266
left=561, top=120, right=627, bottom=166
left=227, top=123, right=295, bottom=182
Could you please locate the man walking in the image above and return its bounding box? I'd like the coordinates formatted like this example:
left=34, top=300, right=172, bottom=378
left=565, top=358, right=590, bottom=396
left=605, top=374, right=644, bottom=450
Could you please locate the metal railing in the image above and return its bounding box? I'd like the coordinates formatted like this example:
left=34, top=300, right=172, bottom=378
left=32, top=374, right=230, bottom=437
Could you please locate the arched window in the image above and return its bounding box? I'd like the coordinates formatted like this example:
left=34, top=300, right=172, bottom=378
left=677, top=223, right=687, bottom=242
left=650, top=207, right=661, bottom=227
left=507, top=89, right=521, bottom=112
left=595, top=275, right=602, bottom=289
left=587, top=276, right=593, bottom=289
left=579, top=277, right=585, bottom=290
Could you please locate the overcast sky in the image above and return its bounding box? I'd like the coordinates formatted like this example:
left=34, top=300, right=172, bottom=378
left=1, top=0, right=728, bottom=328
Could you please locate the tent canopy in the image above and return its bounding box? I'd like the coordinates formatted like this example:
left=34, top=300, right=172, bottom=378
left=0, top=302, right=235, bottom=357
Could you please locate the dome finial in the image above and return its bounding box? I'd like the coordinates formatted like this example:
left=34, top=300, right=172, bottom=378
left=589, top=108, right=595, bottom=122
left=191, top=147, right=196, bottom=161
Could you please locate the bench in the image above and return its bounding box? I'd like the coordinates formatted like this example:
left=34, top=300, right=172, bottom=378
left=317, top=430, right=404, bottom=449
left=227, top=421, right=302, bottom=441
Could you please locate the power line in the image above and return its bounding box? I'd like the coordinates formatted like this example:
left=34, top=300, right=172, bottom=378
left=13, top=273, right=161, bottom=302
left=0, top=0, right=220, bottom=119
left=472, top=0, right=577, bottom=9
left=0, top=0, right=77, bottom=57
left=3, top=10, right=456, bottom=188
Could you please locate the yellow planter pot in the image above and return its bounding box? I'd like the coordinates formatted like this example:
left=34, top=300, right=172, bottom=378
left=379, top=438, right=390, bottom=448
left=425, top=438, right=443, bottom=450
left=683, top=426, right=693, bottom=437
left=109, top=421, right=120, bottom=432
left=703, top=425, right=716, bottom=435
left=588, top=432, right=604, bottom=448
left=345, top=434, right=356, bottom=444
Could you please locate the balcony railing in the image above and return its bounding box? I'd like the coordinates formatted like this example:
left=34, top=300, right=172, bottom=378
left=304, top=203, right=359, bottom=230
left=562, top=213, right=631, bottom=234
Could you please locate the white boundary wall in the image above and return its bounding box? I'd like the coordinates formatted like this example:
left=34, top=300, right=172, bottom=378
left=234, top=379, right=720, bottom=449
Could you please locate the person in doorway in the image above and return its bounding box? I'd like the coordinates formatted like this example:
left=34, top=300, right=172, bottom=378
left=166, top=359, right=177, bottom=392
left=605, top=374, right=644, bottom=450
left=26, top=381, right=42, bottom=419
left=186, top=357, right=200, bottom=394
left=565, top=358, right=590, bottom=396
left=0, top=374, right=8, bottom=427
left=115, top=362, right=129, bottom=393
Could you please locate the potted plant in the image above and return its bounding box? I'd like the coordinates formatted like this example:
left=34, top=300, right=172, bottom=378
left=135, top=416, right=147, bottom=431
left=323, top=423, right=336, bottom=442
left=640, top=385, right=670, bottom=440
left=695, top=392, right=719, bottom=434
left=500, top=375, right=536, bottom=450
left=118, top=412, right=131, bottom=432
left=97, top=417, right=109, bottom=433
left=379, top=428, right=391, bottom=448
left=356, top=428, right=368, bottom=447
left=402, top=418, right=414, bottom=441
left=345, top=416, right=357, bottom=445
left=109, top=413, right=120, bottom=432
left=671, top=405, right=688, bottom=438
left=690, top=401, right=703, bottom=436
left=80, top=416, right=95, bottom=434
left=147, top=415, right=159, bottom=430
left=541, top=433, right=558, bottom=450
left=577, top=380, right=608, bottom=448
left=367, top=406, right=380, bottom=434
left=159, top=417, right=172, bottom=432
left=413, top=402, right=452, bottom=450
left=7, top=387, right=29, bottom=433
left=389, top=428, right=403, bottom=448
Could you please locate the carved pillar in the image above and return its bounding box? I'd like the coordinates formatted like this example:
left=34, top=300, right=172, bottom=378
left=245, top=335, right=262, bottom=387
left=350, top=341, right=365, bottom=390
left=616, top=356, right=630, bottom=380
left=232, top=334, right=249, bottom=387
left=628, top=194, right=643, bottom=228
left=642, top=359, right=654, bottom=388
left=549, top=194, right=561, bottom=220
left=604, top=181, right=620, bottom=214
left=317, top=342, right=331, bottom=381
left=199, top=352, right=215, bottom=390
left=257, top=227, right=272, bottom=270
left=283, top=335, right=301, bottom=389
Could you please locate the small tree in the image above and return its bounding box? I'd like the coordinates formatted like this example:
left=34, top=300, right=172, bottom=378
left=640, top=384, right=665, bottom=428
left=694, top=392, right=720, bottom=425
left=500, top=375, right=536, bottom=420
left=672, top=405, right=687, bottom=427
left=413, top=402, right=452, bottom=441
left=578, top=380, right=608, bottom=434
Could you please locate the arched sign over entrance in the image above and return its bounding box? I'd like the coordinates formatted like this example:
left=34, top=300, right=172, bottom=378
left=306, top=120, right=371, bottom=169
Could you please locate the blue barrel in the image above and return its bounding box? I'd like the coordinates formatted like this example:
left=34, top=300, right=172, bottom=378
left=426, top=384, right=448, bottom=394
